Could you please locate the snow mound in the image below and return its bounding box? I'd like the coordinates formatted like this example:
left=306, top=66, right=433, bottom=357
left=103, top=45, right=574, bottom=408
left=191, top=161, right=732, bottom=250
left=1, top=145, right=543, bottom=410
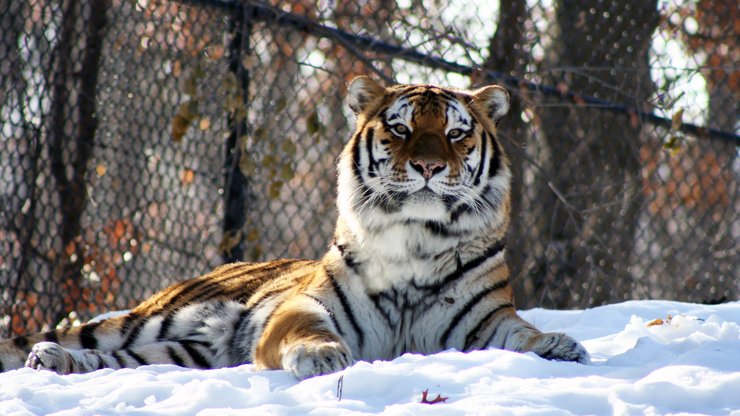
left=1, top=300, right=738, bottom=415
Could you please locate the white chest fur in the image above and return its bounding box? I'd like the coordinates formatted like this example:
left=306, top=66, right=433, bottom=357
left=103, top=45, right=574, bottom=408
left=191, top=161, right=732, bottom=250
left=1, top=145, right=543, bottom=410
left=357, top=224, right=455, bottom=292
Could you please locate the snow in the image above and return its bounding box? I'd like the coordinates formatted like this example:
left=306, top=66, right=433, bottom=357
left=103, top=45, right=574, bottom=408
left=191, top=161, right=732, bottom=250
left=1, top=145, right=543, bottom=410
left=2, top=300, right=739, bottom=416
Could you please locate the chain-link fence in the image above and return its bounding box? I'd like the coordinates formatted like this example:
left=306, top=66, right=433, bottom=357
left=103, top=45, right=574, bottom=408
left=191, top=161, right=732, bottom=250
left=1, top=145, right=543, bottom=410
left=1, top=0, right=737, bottom=338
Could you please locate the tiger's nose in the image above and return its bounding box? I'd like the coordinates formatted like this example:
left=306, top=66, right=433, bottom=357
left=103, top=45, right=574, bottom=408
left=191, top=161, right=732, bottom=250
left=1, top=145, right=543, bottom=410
left=410, top=159, right=447, bottom=179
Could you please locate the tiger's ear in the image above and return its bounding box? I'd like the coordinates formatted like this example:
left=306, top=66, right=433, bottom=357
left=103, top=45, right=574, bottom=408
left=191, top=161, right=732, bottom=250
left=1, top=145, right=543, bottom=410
left=347, top=76, right=386, bottom=114
left=470, top=85, right=510, bottom=123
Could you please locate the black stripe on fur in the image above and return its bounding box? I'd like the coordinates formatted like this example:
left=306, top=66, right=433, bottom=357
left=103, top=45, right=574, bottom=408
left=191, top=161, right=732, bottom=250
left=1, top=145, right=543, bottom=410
left=463, top=302, right=514, bottom=350
left=181, top=342, right=210, bottom=368
left=439, top=280, right=510, bottom=347
left=125, top=349, right=148, bottom=366
left=415, top=239, right=506, bottom=292
left=326, top=267, right=365, bottom=350
left=166, top=346, right=186, bottom=367
left=472, top=131, right=488, bottom=186
left=44, top=331, right=59, bottom=344
left=80, top=322, right=101, bottom=350
left=111, top=351, right=126, bottom=368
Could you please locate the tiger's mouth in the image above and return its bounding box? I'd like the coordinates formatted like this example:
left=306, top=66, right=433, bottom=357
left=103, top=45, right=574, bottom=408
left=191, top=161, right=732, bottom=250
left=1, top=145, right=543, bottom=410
left=396, top=188, right=452, bottom=221
left=381, top=176, right=463, bottom=215
left=386, top=183, right=437, bottom=200
left=386, top=179, right=457, bottom=200
left=412, top=187, right=437, bottom=198
left=409, top=180, right=461, bottom=198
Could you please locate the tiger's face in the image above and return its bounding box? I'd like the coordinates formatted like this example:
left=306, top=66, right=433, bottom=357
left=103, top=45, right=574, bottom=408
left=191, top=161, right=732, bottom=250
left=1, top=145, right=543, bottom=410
left=338, top=76, right=511, bottom=235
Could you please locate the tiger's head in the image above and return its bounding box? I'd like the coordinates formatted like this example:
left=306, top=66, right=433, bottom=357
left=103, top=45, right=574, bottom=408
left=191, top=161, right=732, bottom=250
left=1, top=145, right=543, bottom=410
left=337, top=76, right=512, bottom=240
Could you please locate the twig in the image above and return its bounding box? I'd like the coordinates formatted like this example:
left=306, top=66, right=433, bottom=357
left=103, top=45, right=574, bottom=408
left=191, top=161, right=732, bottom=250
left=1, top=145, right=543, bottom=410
left=336, top=375, right=344, bottom=401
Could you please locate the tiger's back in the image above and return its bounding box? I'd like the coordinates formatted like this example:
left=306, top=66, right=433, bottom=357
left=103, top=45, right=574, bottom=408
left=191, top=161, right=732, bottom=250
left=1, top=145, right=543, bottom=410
left=131, top=259, right=317, bottom=315
left=0, top=77, right=589, bottom=379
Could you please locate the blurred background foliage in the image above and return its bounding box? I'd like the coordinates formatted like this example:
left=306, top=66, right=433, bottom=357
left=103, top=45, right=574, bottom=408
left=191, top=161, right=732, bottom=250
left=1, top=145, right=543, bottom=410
left=0, top=0, right=737, bottom=337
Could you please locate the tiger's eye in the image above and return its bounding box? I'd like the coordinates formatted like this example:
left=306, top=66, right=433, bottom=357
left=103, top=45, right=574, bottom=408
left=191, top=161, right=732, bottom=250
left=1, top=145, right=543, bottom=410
left=391, top=125, right=408, bottom=137
left=448, top=129, right=464, bottom=140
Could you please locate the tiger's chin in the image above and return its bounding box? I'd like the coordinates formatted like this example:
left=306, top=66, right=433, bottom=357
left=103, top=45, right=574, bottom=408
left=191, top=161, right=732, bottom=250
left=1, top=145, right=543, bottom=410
left=399, top=189, right=449, bottom=221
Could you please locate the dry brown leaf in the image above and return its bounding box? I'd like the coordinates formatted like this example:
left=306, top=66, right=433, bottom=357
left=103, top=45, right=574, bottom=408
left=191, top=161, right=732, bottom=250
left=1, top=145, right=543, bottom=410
left=96, top=164, right=107, bottom=177
left=181, top=168, right=195, bottom=186
left=646, top=318, right=664, bottom=327
left=199, top=117, right=211, bottom=131
left=646, top=315, right=674, bottom=327
left=671, top=108, right=684, bottom=131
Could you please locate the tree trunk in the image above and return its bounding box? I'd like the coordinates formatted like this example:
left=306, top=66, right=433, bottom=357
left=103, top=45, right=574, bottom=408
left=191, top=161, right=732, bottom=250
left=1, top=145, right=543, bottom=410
left=481, top=0, right=531, bottom=308
left=531, top=0, right=659, bottom=307
left=48, top=0, right=110, bottom=325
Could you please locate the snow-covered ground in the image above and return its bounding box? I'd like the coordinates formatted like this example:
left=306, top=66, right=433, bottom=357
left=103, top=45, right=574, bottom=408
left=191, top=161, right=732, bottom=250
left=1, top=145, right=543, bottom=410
left=1, top=300, right=738, bottom=415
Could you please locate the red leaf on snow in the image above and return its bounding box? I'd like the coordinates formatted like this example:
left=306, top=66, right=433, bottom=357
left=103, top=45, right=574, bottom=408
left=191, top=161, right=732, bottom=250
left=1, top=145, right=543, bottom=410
left=420, top=389, right=448, bottom=405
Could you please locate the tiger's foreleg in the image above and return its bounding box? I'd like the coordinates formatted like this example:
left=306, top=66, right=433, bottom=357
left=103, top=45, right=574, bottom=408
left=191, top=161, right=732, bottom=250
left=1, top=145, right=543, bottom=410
left=476, top=307, right=590, bottom=364
left=25, top=340, right=215, bottom=374
left=254, top=295, right=353, bottom=379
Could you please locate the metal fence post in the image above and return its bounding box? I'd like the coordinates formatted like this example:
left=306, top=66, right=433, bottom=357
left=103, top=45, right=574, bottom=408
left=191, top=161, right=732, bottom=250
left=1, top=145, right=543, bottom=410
left=221, top=5, right=252, bottom=264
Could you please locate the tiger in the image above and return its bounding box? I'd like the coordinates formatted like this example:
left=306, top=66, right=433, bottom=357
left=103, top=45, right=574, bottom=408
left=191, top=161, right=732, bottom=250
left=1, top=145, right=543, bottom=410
left=0, top=76, right=589, bottom=379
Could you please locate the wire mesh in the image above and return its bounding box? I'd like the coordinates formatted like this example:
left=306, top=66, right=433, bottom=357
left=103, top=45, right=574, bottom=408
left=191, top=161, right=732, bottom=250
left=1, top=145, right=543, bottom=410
left=1, top=0, right=737, bottom=338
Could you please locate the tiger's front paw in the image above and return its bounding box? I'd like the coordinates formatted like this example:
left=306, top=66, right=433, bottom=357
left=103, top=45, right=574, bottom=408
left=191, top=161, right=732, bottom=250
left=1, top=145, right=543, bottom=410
left=533, top=333, right=590, bottom=364
left=25, top=342, right=75, bottom=374
left=282, top=341, right=354, bottom=380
